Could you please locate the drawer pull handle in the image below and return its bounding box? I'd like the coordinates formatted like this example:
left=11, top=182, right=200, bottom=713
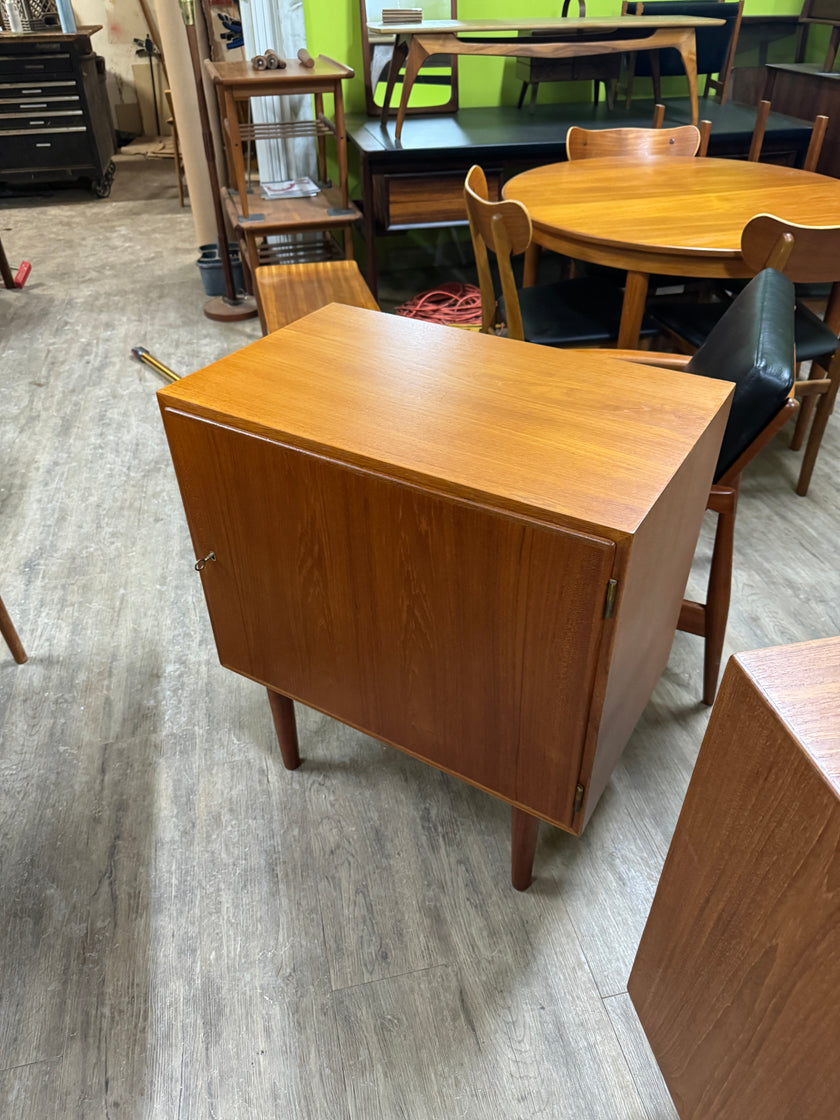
left=29, top=120, right=45, bottom=125
left=22, top=103, right=48, bottom=109
left=21, top=88, right=44, bottom=94
left=35, top=142, right=52, bottom=148
left=194, top=551, right=216, bottom=572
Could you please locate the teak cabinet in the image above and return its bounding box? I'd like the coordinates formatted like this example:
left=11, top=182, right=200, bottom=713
left=629, top=637, right=840, bottom=1119
left=158, top=306, right=731, bottom=887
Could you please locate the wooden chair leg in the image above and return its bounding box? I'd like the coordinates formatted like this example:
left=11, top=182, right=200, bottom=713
left=796, top=353, right=840, bottom=496
left=0, top=594, right=27, bottom=663
left=790, top=383, right=817, bottom=451
left=702, top=492, right=737, bottom=706
left=267, top=689, right=300, bottom=769
left=511, top=807, right=539, bottom=891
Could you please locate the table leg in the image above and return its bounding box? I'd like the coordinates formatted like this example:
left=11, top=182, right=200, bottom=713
left=0, top=594, right=27, bottom=663
left=394, top=38, right=432, bottom=142
left=380, top=37, right=409, bottom=127
left=267, top=689, right=300, bottom=770
left=523, top=243, right=541, bottom=288
left=0, top=235, right=15, bottom=290
left=511, top=807, right=540, bottom=891
left=673, top=29, right=700, bottom=126
left=618, top=270, right=650, bottom=349
left=224, top=87, right=249, bottom=218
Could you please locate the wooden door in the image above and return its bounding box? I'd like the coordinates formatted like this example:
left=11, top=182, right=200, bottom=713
left=163, top=410, right=617, bottom=827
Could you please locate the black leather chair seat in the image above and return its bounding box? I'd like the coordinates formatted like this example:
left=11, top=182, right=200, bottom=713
left=501, top=276, right=659, bottom=347
left=655, top=294, right=838, bottom=365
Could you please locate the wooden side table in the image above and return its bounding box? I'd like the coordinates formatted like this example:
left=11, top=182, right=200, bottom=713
left=629, top=637, right=840, bottom=1119
left=204, top=57, right=362, bottom=268
left=157, top=305, right=731, bottom=889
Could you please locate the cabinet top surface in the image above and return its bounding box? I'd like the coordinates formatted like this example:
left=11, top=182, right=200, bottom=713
left=0, top=25, right=102, bottom=41
left=366, top=16, right=724, bottom=33
left=204, top=56, right=354, bottom=86
left=735, top=637, right=840, bottom=790
left=158, top=305, right=731, bottom=537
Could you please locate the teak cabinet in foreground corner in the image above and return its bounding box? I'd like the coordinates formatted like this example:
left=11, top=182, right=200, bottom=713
left=158, top=305, right=731, bottom=886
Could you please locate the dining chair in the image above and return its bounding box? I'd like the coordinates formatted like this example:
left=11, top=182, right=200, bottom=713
left=622, top=0, right=744, bottom=107
left=748, top=99, right=828, bottom=170
left=586, top=268, right=797, bottom=704
left=254, top=260, right=379, bottom=334
left=463, top=164, right=658, bottom=345
left=565, top=121, right=703, bottom=159
left=652, top=215, right=840, bottom=496
left=0, top=593, right=27, bottom=664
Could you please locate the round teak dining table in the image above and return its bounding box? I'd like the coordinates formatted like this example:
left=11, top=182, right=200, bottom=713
left=502, top=156, right=840, bottom=348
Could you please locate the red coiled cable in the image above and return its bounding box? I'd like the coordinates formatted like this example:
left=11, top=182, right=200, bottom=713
left=394, top=282, right=483, bottom=326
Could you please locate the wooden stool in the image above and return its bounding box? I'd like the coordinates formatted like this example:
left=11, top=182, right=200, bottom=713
left=255, top=260, right=378, bottom=334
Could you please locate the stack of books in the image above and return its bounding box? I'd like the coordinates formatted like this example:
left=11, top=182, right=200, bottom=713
left=381, top=9, right=423, bottom=24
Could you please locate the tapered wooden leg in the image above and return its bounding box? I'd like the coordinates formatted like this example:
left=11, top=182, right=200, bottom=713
left=617, top=270, right=650, bottom=349
left=796, top=353, right=840, bottom=496
left=702, top=490, right=737, bottom=706
left=511, top=807, right=540, bottom=891
left=267, top=689, right=300, bottom=770
left=0, top=594, right=27, bottom=663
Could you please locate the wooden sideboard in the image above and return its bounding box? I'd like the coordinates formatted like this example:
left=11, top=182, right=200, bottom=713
left=629, top=636, right=840, bottom=1119
left=158, top=305, right=731, bottom=888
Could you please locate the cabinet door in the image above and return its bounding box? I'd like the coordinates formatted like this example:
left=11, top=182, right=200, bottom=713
left=163, top=411, right=616, bottom=827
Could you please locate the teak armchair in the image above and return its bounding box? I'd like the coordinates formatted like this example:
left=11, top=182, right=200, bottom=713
left=653, top=215, right=840, bottom=496
left=464, top=164, right=657, bottom=346
left=589, top=269, right=797, bottom=704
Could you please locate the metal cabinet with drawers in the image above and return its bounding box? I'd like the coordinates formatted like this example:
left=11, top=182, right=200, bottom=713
left=0, top=26, right=115, bottom=195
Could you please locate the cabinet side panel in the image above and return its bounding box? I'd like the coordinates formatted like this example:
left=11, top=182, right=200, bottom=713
left=628, top=655, right=840, bottom=1120
left=162, top=411, right=615, bottom=822
left=582, top=411, right=728, bottom=823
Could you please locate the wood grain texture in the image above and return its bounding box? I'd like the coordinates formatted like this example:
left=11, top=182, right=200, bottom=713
left=503, top=157, right=840, bottom=271
left=2, top=159, right=839, bottom=1120
left=162, top=408, right=615, bottom=827
left=629, top=638, right=840, bottom=1120
left=158, top=304, right=733, bottom=540
left=255, top=261, right=378, bottom=334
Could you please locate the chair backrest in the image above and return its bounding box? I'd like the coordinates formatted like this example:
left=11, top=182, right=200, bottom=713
left=740, top=214, right=840, bottom=284
left=749, top=99, right=828, bottom=171
left=566, top=123, right=701, bottom=159
left=686, top=268, right=795, bottom=482
left=464, top=164, right=533, bottom=340
left=627, top=0, right=744, bottom=79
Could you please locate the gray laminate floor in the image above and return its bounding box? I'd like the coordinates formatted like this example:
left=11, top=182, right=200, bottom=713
left=1, top=153, right=838, bottom=1119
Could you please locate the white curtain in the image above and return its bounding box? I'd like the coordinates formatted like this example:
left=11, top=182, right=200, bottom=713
left=237, top=0, right=316, bottom=184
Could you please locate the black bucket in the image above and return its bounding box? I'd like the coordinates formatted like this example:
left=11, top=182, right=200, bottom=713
left=196, top=243, right=245, bottom=297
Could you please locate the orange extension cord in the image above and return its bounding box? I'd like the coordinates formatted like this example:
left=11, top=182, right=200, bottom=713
left=394, top=282, right=483, bottom=326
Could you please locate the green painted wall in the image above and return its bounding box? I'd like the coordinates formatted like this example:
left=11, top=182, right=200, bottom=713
left=303, top=0, right=807, bottom=116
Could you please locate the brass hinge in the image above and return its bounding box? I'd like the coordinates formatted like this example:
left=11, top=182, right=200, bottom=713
left=603, top=578, right=618, bottom=619
left=573, top=783, right=585, bottom=814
